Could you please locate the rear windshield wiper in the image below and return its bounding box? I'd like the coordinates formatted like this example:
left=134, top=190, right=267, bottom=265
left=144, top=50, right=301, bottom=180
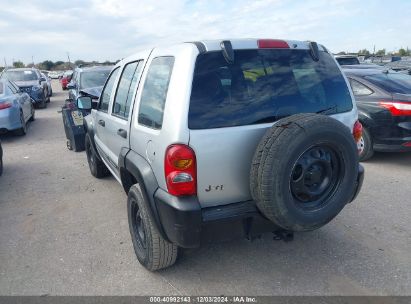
left=316, top=104, right=338, bottom=115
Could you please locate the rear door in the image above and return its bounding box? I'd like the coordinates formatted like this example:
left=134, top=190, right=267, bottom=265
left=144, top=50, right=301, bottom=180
left=104, top=58, right=146, bottom=176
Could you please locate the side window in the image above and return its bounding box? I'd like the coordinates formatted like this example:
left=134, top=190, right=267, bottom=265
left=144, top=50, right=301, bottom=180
left=138, top=57, right=174, bottom=129
left=350, top=79, right=373, bottom=96
left=98, top=67, right=120, bottom=112
left=112, top=60, right=144, bottom=119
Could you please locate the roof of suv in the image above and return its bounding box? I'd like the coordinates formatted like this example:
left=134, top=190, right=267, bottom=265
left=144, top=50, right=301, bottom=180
left=75, top=65, right=113, bottom=73
left=188, top=39, right=328, bottom=52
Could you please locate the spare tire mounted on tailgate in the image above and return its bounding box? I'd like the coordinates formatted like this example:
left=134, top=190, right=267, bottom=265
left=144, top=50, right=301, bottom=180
left=251, top=113, right=359, bottom=231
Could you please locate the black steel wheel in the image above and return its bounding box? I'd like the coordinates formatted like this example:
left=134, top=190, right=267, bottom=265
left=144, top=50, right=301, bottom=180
left=127, top=185, right=178, bottom=271
left=290, top=145, right=342, bottom=211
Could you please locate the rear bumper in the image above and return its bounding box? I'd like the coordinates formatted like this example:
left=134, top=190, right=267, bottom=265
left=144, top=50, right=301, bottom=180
left=154, top=164, right=365, bottom=248
left=0, top=107, right=21, bottom=132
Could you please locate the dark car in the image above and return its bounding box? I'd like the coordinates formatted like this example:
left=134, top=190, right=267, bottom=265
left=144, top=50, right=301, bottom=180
left=1, top=68, right=49, bottom=108
left=344, top=68, right=411, bottom=161
left=67, top=66, right=112, bottom=101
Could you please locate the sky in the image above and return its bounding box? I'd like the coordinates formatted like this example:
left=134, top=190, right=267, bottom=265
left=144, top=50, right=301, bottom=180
left=0, top=0, right=410, bottom=65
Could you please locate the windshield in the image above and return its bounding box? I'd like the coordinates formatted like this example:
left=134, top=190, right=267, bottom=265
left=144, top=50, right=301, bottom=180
left=364, top=73, right=411, bottom=94
left=80, top=70, right=111, bottom=89
left=189, top=49, right=353, bottom=129
left=5, top=70, right=39, bottom=81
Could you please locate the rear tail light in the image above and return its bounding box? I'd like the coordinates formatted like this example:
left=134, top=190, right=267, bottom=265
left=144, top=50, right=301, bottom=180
left=164, top=144, right=197, bottom=196
left=402, top=142, right=411, bottom=147
left=379, top=100, right=411, bottom=116
left=0, top=102, right=12, bottom=110
left=353, top=120, right=363, bottom=142
left=258, top=39, right=289, bottom=49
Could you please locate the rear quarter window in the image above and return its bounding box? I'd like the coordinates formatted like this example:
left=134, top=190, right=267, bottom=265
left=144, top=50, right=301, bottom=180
left=364, top=73, right=411, bottom=94
left=138, top=57, right=174, bottom=129
left=189, top=49, right=353, bottom=129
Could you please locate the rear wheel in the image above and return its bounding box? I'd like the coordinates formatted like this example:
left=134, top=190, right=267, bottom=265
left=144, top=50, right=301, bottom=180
left=85, top=133, right=109, bottom=178
left=251, top=113, right=359, bottom=231
left=128, top=184, right=178, bottom=271
left=359, top=127, right=374, bottom=162
left=29, top=105, right=35, bottom=121
left=14, top=111, right=27, bottom=136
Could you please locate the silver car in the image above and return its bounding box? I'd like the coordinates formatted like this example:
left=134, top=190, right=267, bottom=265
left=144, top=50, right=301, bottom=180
left=83, top=38, right=364, bottom=270
left=0, top=79, right=35, bottom=135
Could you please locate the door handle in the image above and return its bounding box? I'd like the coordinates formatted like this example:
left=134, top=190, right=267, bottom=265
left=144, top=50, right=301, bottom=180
left=117, top=128, right=127, bottom=139
left=98, top=119, right=105, bottom=127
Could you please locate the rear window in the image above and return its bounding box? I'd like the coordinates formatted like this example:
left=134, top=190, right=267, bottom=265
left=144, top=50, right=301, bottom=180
left=0, top=82, right=3, bottom=94
left=364, top=73, right=411, bottom=94
left=336, top=57, right=360, bottom=65
left=80, top=70, right=111, bottom=89
left=5, top=70, right=39, bottom=82
left=189, top=49, right=353, bottom=129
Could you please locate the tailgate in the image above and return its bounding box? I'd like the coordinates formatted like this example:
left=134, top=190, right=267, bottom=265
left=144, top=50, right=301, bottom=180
left=189, top=125, right=269, bottom=207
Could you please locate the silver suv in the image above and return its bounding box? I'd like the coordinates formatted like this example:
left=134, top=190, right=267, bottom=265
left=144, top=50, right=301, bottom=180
left=82, top=39, right=364, bottom=271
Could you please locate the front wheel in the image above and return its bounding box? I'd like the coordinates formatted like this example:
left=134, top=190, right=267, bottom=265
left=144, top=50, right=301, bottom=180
left=128, top=184, right=178, bottom=271
left=85, top=133, right=109, bottom=178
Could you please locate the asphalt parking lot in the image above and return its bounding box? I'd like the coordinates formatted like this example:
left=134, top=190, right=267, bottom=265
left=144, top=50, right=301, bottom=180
left=0, top=80, right=410, bottom=296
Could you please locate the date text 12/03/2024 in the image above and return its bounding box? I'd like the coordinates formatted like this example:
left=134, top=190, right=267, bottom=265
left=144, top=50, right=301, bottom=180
left=149, top=296, right=257, bottom=303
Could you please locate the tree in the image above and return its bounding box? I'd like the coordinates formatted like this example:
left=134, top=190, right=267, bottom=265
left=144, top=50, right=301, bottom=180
left=358, top=49, right=370, bottom=55
left=39, top=60, right=55, bottom=71
left=376, top=49, right=386, bottom=56
left=74, top=60, right=85, bottom=66
left=13, top=61, right=25, bottom=68
left=398, top=48, right=409, bottom=56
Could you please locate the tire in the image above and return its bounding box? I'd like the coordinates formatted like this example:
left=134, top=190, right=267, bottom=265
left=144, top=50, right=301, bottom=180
left=14, top=111, right=27, bottom=136
left=45, top=89, right=50, bottom=103
left=128, top=184, right=178, bottom=271
left=251, top=113, right=359, bottom=231
left=85, top=133, right=109, bottom=178
left=38, top=92, right=47, bottom=109
left=250, top=113, right=316, bottom=202
left=0, top=156, right=3, bottom=176
left=359, top=127, right=374, bottom=162
left=29, top=105, right=35, bottom=121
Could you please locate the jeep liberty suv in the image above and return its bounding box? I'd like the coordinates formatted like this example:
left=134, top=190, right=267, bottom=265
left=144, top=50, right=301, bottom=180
left=83, top=39, right=364, bottom=271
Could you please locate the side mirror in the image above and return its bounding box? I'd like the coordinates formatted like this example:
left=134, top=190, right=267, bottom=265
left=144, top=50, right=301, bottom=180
left=76, top=96, right=92, bottom=110
left=67, top=82, right=76, bottom=90
left=39, top=77, right=46, bottom=82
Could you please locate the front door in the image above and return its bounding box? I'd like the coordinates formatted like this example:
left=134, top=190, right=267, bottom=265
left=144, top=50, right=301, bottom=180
left=93, top=67, right=120, bottom=175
